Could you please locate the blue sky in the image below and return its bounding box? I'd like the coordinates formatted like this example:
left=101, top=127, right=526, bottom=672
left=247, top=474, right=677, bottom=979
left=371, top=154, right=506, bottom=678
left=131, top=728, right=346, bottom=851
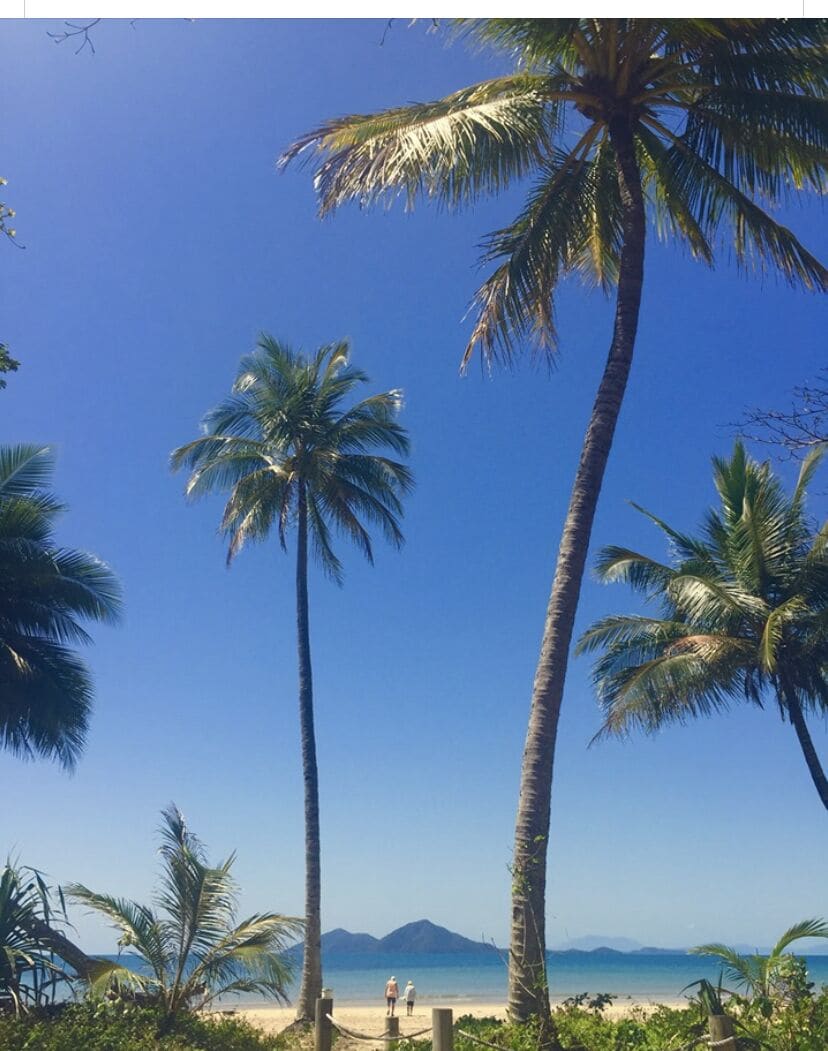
left=2, top=19, right=827, bottom=957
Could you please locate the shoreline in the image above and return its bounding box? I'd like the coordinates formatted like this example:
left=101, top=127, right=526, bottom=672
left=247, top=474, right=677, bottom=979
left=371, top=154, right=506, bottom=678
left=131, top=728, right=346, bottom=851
left=227, top=998, right=688, bottom=1036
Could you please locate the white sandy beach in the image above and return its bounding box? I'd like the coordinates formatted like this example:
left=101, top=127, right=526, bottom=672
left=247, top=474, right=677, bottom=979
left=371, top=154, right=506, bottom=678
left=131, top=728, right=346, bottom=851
left=229, top=999, right=686, bottom=1038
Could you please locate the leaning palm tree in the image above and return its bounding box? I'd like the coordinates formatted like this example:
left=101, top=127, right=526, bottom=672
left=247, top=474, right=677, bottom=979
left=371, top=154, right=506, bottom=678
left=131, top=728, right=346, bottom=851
left=282, top=19, right=827, bottom=1026
left=171, top=338, right=412, bottom=1021
left=69, top=806, right=302, bottom=1033
left=578, top=443, right=828, bottom=807
left=0, top=444, right=121, bottom=770
left=691, top=919, right=828, bottom=1002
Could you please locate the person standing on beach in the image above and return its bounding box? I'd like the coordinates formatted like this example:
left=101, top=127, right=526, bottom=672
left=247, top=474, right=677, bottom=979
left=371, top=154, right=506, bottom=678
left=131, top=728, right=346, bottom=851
left=403, top=980, right=416, bottom=1016
left=385, top=976, right=399, bottom=1016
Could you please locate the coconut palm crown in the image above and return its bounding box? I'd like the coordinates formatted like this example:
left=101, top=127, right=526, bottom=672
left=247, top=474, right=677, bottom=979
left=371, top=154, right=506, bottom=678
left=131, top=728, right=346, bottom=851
left=283, top=19, right=826, bottom=362
left=171, top=337, right=411, bottom=578
left=171, top=336, right=412, bottom=1021
left=68, top=805, right=303, bottom=1028
left=578, top=442, right=828, bottom=807
left=0, top=445, right=121, bottom=770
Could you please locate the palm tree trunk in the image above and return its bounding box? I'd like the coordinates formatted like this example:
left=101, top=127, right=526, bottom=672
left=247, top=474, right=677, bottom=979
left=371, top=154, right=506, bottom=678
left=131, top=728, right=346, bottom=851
left=295, top=480, right=323, bottom=1021
left=784, top=687, right=828, bottom=810
left=507, top=115, right=646, bottom=1030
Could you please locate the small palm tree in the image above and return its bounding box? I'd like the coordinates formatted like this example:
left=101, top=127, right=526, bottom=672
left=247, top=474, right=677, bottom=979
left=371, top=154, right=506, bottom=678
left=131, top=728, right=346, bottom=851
left=171, top=337, right=412, bottom=1020
left=578, top=443, right=828, bottom=807
left=691, top=919, right=828, bottom=1001
left=68, top=805, right=303, bottom=1032
left=0, top=445, right=121, bottom=770
left=283, top=18, right=827, bottom=1025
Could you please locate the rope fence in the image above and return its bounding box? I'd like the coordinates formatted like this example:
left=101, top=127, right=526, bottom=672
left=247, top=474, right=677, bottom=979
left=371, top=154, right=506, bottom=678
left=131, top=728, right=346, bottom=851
left=456, top=1030, right=510, bottom=1051
left=317, top=999, right=739, bottom=1051
left=326, top=1014, right=432, bottom=1042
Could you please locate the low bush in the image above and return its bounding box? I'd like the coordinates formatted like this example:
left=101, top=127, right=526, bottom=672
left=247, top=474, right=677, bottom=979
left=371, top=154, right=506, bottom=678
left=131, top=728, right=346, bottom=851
left=451, top=991, right=828, bottom=1051
left=0, top=1001, right=287, bottom=1050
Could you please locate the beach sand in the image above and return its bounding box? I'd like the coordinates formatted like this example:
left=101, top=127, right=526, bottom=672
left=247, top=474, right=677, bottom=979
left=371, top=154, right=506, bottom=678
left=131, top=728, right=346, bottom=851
left=230, top=998, right=686, bottom=1039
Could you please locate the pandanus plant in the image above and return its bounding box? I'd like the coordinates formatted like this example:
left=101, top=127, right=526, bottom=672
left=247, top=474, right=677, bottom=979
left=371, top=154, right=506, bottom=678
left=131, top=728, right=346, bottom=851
left=0, top=862, right=72, bottom=1013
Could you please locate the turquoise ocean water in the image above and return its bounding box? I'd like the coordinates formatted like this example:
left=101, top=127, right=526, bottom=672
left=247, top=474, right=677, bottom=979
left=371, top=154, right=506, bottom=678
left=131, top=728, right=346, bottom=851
left=268, top=952, right=828, bottom=1008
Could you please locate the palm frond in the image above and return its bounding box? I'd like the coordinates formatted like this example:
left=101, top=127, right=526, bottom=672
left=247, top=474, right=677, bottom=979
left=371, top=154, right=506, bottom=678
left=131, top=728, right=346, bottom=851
left=771, top=918, right=828, bottom=956
left=593, top=547, right=676, bottom=592
left=0, top=446, right=57, bottom=502
left=690, top=942, right=759, bottom=993
left=464, top=128, right=609, bottom=364
left=642, top=115, right=827, bottom=291
left=281, top=74, right=561, bottom=215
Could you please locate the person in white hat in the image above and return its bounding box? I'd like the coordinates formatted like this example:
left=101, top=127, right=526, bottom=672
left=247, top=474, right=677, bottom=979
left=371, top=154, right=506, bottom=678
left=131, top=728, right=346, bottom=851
left=385, top=976, right=399, bottom=1016
left=403, top=980, right=416, bottom=1016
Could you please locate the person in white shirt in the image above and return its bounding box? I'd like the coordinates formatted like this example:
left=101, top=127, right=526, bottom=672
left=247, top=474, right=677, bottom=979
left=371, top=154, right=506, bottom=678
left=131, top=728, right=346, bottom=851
left=403, top=980, right=416, bottom=1015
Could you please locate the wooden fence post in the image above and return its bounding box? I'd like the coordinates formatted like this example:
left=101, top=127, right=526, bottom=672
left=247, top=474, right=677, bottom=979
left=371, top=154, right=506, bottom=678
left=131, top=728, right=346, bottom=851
left=708, top=1013, right=737, bottom=1050
left=385, top=1014, right=400, bottom=1048
left=433, top=1008, right=453, bottom=1051
left=315, top=996, right=333, bottom=1051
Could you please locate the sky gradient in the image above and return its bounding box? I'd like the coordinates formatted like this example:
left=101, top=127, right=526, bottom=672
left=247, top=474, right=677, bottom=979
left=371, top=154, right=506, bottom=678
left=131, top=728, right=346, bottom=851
left=2, top=19, right=827, bottom=956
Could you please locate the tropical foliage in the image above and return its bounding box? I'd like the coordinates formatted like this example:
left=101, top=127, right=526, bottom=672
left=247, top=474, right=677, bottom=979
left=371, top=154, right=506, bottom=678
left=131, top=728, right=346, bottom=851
left=0, top=1001, right=288, bottom=1050
left=0, top=444, right=121, bottom=769
left=283, top=18, right=827, bottom=1026
left=171, top=337, right=411, bottom=1020
left=284, top=18, right=827, bottom=363
left=453, top=988, right=828, bottom=1051
left=692, top=919, right=828, bottom=1002
left=578, top=443, right=828, bottom=808
left=0, top=862, right=71, bottom=1014
left=0, top=344, right=19, bottom=390
left=67, top=805, right=302, bottom=1030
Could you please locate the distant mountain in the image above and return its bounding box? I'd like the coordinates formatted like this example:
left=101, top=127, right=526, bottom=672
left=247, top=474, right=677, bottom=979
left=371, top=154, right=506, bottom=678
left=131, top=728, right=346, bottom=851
left=321, top=929, right=380, bottom=953
left=307, top=920, right=498, bottom=955
left=553, top=935, right=644, bottom=953
left=555, top=946, right=627, bottom=956
left=378, top=920, right=496, bottom=954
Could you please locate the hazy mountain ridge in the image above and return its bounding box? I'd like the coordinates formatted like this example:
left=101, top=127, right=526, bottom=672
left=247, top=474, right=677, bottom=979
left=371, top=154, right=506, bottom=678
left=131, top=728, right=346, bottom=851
left=290, top=924, right=828, bottom=957
left=308, top=920, right=498, bottom=955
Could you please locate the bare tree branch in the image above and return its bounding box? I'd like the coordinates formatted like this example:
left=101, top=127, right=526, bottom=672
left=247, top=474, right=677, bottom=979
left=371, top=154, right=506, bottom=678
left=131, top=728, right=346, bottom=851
left=47, top=19, right=102, bottom=55
left=736, top=369, right=828, bottom=460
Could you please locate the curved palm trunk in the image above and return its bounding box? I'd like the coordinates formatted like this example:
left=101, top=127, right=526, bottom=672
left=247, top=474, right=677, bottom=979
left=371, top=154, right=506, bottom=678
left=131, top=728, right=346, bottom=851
left=17, top=914, right=98, bottom=981
left=295, top=480, right=323, bottom=1021
left=508, top=117, right=646, bottom=1030
left=785, top=690, right=828, bottom=810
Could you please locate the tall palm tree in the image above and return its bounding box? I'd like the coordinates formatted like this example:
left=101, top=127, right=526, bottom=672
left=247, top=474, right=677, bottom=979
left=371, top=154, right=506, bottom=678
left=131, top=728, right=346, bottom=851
left=0, top=444, right=121, bottom=770
left=171, top=337, right=412, bottom=1021
left=578, top=443, right=828, bottom=807
left=69, top=805, right=303, bottom=1033
left=282, top=19, right=827, bottom=1025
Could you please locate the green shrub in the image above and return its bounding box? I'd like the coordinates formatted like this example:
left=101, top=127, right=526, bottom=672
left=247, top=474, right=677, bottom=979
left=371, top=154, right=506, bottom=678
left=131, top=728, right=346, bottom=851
left=0, top=1001, right=287, bottom=1050
left=450, top=995, right=828, bottom=1050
